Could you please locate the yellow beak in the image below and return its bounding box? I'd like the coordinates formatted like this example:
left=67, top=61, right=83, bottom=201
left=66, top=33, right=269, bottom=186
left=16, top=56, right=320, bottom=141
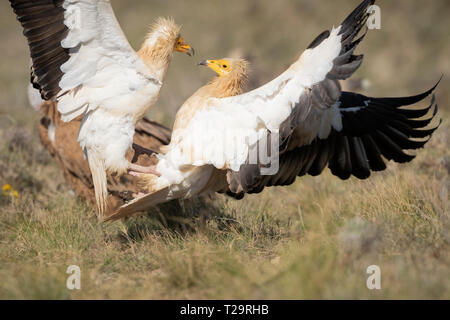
left=198, top=59, right=229, bottom=76
left=174, top=37, right=195, bottom=56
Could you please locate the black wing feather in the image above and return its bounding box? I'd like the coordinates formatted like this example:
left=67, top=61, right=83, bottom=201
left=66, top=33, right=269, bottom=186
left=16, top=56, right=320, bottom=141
left=225, top=0, right=440, bottom=199
left=9, top=0, right=70, bottom=100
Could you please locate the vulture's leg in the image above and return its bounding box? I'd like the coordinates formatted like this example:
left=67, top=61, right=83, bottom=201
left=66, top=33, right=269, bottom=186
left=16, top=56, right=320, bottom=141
left=128, top=163, right=161, bottom=177
left=131, top=143, right=158, bottom=163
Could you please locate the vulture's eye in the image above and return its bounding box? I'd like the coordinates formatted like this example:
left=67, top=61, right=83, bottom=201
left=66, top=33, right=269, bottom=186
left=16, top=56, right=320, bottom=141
left=223, top=65, right=228, bottom=68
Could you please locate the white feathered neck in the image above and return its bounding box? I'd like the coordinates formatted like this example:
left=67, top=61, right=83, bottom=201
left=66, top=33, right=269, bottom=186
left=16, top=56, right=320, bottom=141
left=138, top=17, right=181, bottom=81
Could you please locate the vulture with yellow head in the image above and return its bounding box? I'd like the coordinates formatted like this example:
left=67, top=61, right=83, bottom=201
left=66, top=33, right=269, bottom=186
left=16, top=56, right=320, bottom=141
left=9, top=0, right=194, bottom=217
left=108, top=0, right=441, bottom=221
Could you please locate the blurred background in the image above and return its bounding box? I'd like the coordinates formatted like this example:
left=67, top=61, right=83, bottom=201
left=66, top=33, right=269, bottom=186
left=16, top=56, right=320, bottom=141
left=0, top=0, right=448, bottom=300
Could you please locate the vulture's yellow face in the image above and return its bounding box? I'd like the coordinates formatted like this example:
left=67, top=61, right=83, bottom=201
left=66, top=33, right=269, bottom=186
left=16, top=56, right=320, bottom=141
left=198, top=59, right=232, bottom=77
left=174, top=36, right=195, bottom=56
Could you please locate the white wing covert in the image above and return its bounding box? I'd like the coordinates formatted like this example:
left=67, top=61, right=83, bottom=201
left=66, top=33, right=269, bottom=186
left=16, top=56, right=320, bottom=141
left=57, top=0, right=156, bottom=121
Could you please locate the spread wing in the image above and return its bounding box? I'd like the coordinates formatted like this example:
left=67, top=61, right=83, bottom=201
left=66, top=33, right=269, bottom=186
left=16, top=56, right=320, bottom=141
left=171, top=0, right=440, bottom=195
left=10, top=0, right=155, bottom=122
left=175, top=0, right=374, bottom=170
left=225, top=88, right=440, bottom=197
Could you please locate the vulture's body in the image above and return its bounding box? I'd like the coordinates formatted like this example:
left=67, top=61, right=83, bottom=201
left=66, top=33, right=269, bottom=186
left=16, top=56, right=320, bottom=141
left=109, top=0, right=441, bottom=221
left=35, top=96, right=170, bottom=214
left=9, top=0, right=194, bottom=217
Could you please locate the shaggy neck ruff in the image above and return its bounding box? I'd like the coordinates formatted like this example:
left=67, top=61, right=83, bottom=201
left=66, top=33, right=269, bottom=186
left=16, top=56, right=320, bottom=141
left=138, top=18, right=180, bottom=81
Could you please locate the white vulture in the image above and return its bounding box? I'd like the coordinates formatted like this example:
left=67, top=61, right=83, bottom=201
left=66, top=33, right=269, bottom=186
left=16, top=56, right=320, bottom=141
left=107, top=0, right=442, bottom=221
left=9, top=0, right=194, bottom=217
left=31, top=93, right=171, bottom=214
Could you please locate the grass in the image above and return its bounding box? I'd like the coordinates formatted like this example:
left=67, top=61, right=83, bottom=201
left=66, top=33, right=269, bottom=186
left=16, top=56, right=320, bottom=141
left=0, top=0, right=449, bottom=299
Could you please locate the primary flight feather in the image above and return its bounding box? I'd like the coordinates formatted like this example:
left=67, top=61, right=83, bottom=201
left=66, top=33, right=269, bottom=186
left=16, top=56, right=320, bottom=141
left=9, top=0, right=194, bottom=217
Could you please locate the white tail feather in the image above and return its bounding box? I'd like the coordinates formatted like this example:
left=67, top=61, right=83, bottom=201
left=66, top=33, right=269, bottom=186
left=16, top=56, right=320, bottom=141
left=104, top=186, right=173, bottom=222
left=87, top=151, right=108, bottom=217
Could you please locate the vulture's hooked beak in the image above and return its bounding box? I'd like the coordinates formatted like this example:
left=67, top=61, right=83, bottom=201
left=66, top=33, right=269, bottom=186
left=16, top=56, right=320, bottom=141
left=197, top=60, right=209, bottom=66
left=197, top=59, right=231, bottom=77
left=175, top=36, right=195, bottom=56
left=185, top=47, right=195, bottom=57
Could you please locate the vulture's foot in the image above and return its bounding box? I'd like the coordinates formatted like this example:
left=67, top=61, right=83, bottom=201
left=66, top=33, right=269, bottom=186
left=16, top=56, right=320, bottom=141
left=128, top=163, right=161, bottom=177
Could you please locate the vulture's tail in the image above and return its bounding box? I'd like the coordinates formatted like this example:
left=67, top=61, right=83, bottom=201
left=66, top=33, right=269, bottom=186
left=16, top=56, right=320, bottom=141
left=87, top=151, right=108, bottom=217
left=104, top=186, right=173, bottom=222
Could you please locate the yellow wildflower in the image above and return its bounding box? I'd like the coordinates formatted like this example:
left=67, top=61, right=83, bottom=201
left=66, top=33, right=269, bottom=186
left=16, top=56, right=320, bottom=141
left=2, top=184, right=19, bottom=199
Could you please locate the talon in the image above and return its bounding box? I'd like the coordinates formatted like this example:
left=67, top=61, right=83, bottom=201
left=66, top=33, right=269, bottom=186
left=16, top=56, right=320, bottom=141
left=143, top=166, right=161, bottom=176
left=127, top=170, right=141, bottom=177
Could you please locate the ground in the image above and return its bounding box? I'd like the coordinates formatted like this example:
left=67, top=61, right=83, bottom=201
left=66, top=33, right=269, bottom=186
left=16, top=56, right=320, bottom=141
left=0, top=0, right=449, bottom=299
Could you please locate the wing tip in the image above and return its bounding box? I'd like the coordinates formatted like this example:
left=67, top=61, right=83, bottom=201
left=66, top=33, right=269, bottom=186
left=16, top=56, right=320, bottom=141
left=339, top=0, right=376, bottom=33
